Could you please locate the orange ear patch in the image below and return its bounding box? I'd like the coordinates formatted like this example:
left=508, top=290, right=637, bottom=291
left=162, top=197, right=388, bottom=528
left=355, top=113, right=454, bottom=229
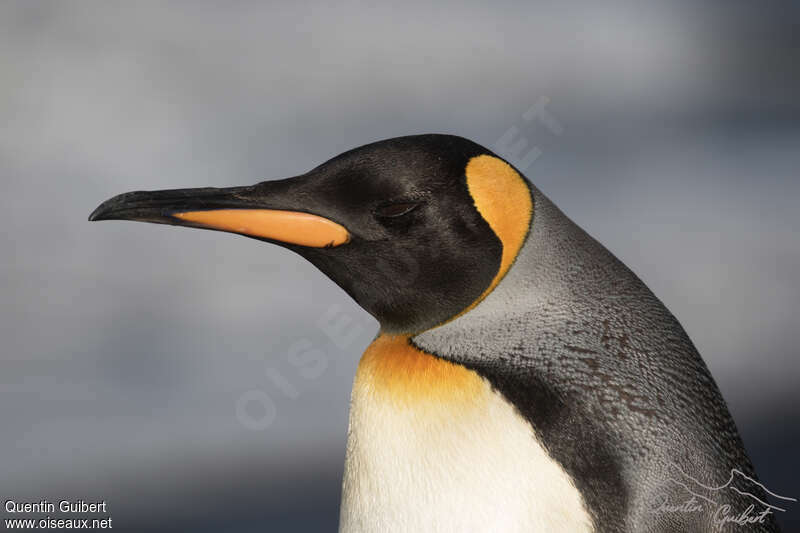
left=461, top=155, right=533, bottom=312
left=173, top=209, right=350, bottom=248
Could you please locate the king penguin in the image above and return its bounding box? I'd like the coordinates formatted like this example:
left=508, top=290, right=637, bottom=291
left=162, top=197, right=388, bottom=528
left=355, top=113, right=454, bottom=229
left=89, top=134, right=779, bottom=532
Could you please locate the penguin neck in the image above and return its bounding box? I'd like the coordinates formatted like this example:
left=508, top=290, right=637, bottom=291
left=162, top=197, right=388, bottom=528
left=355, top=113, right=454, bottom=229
left=343, top=321, right=594, bottom=533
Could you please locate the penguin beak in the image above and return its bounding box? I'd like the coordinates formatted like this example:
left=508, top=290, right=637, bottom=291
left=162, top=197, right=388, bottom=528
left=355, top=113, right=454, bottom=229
left=88, top=183, right=351, bottom=248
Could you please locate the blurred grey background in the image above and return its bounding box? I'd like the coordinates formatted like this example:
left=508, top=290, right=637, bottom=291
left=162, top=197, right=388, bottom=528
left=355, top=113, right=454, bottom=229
left=1, top=1, right=798, bottom=531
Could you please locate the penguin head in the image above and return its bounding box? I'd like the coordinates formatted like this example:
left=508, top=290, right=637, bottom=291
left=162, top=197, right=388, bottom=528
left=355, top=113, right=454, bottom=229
left=90, top=134, right=533, bottom=333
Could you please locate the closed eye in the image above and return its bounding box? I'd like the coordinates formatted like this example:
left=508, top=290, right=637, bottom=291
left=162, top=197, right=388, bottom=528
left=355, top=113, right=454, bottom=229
left=374, top=202, right=420, bottom=218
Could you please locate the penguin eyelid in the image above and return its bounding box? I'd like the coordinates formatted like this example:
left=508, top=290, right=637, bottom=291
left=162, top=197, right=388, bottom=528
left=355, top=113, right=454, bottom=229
left=373, top=201, right=421, bottom=218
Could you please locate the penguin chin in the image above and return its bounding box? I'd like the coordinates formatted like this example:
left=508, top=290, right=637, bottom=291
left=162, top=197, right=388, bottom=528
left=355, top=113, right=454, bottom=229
left=293, top=236, right=502, bottom=335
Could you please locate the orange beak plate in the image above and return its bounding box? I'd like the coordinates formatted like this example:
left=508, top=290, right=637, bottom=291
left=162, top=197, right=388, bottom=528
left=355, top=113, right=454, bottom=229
left=174, top=209, right=350, bottom=248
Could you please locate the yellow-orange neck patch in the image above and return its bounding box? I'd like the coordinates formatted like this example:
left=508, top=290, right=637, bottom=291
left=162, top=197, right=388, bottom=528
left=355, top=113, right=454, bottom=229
left=355, top=334, right=485, bottom=407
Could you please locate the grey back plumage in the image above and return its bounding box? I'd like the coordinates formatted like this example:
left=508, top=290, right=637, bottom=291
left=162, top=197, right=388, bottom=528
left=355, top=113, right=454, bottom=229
left=414, top=184, right=779, bottom=532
